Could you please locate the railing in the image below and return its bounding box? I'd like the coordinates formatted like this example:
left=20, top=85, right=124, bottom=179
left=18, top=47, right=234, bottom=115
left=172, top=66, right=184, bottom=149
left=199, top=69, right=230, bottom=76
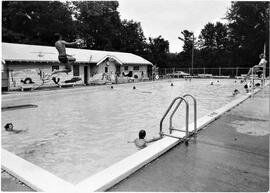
left=160, top=94, right=197, bottom=140
left=157, top=67, right=269, bottom=79
left=250, top=65, right=266, bottom=94
left=169, top=94, right=197, bottom=135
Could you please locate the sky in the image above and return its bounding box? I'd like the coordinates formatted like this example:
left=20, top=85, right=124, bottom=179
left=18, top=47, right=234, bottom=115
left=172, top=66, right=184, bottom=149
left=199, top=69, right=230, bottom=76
left=117, top=0, right=232, bottom=53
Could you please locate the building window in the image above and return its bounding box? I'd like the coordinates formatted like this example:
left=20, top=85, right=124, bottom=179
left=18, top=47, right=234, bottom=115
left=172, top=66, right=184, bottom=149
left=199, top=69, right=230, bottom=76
left=133, top=66, right=139, bottom=71
left=73, top=65, right=80, bottom=76
left=124, top=66, right=128, bottom=71
left=52, top=65, right=59, bottom=72
left=105, top=66, right=108, bottom=73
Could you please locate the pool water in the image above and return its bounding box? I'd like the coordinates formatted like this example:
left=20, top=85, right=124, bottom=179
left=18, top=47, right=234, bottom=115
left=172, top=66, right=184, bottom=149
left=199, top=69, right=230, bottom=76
left=2, top=79, right=246, bottom=184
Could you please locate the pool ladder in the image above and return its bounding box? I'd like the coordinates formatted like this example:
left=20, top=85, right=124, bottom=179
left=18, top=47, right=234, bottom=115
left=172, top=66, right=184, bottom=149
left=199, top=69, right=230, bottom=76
left=159, top=94, right=197, bottom=140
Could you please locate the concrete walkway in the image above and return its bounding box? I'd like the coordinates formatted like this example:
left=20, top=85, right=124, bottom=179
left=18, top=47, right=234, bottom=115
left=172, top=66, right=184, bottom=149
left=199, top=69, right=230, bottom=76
left=109, top=86, right=269, bottom=192
left=1, top=170, right=34, bottom=192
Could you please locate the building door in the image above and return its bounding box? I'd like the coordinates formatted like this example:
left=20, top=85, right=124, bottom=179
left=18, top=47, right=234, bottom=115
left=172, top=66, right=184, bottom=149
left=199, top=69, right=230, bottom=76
left=84, top=66, right=88, bottom=85
left=147, top=65, right=152, bottom=80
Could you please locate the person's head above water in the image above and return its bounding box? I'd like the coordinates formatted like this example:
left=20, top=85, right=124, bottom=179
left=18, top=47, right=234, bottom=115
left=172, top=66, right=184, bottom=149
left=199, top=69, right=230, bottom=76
left=4, top=123, right=13, bottom=131
left=139, top=129, right=146, bottom=139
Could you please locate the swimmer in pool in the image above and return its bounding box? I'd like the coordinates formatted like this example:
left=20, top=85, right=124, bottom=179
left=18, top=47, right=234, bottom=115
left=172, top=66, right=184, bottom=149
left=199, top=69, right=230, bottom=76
left=244, top=82, right=252, bottom=93
left=128, top=129, right=162, bottom=149
left=4, top=123, right=27, bottom=134
left=232, top=89, right=240, bottom=96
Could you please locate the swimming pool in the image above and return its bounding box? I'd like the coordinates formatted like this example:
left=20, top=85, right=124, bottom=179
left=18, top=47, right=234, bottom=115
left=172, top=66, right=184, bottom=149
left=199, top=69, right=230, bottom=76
left=2, top=79, right=247, bottom=184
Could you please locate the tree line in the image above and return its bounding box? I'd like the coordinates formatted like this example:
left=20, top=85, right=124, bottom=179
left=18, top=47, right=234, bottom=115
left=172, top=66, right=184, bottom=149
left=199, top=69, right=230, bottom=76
left=2, top=1, right=269, bottom=70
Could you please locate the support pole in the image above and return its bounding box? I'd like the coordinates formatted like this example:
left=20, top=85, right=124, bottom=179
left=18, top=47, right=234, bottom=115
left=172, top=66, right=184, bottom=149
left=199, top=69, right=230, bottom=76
left=191, top=35, right=194, bottom=76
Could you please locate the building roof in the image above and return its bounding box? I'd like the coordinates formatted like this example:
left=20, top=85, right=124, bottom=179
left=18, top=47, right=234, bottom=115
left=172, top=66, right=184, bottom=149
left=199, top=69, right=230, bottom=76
left=2, top=42, right=153, bottom=65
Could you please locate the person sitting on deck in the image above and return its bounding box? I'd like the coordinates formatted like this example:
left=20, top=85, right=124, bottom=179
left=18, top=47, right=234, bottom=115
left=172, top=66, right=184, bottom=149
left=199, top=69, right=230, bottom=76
left=51, top=33, right=82, bottom=76
left=128, top=129, right=162, bottom=149
left=242, top=53, right=267, bottom=82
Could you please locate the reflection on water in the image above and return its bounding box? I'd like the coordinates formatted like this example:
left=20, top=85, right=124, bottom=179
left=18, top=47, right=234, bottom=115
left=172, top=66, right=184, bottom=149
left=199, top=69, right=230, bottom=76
left=2, top=79, right=245, bottom=184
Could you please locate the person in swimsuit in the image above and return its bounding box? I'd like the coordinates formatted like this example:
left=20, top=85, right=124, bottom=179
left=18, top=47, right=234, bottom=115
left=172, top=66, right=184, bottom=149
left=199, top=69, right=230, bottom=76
left=232, top=89, right=240, bottom=96
left=4, top=123, right=27, bottom=134
left=128, top=129, right=162, bottom=149
left=51, top=33, right=81, bottom=76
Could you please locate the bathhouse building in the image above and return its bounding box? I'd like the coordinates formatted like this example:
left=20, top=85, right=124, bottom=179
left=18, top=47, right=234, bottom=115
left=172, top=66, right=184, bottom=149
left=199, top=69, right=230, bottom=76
left=1, top=42, right=153, bottom=90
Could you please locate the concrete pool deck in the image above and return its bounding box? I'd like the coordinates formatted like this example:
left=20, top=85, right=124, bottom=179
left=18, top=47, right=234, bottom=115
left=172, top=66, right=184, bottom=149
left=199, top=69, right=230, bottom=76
left=1, top=170, right=34, bottom=192
left=1, top=83, right=269, bottom=192
left=109, top=86, right=269, bottom=192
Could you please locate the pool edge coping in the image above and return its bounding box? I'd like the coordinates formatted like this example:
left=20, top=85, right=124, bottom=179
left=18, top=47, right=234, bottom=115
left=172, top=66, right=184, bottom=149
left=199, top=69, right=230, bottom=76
left=1, top=149, right=75, bottom=192
left=1, top=83, right=269, bottom=192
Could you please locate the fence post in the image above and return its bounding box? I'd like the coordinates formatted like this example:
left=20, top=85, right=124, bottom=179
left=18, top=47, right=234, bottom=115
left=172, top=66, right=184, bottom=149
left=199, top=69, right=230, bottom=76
left=6, top=68, right=10, bottom=91
left=263, top=65, right=266, bottom=86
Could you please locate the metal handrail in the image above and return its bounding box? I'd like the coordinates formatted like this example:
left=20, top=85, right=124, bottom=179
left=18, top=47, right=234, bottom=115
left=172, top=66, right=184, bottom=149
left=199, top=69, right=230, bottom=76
left=251, top=67, right=254, bottom=94
left=183, top=94, right=197, bottom=134
left=168, top=98, right=184, bottom=133
left=159, top=96, right=189, bottom=138
left=250, top=65, right=266, bottom=93
left=169, top=94, right=197, bottom=135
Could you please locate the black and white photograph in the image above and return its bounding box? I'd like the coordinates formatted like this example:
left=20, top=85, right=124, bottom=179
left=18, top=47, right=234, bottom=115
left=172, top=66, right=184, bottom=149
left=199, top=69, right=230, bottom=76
left=1, top=0, right=269, bottom=192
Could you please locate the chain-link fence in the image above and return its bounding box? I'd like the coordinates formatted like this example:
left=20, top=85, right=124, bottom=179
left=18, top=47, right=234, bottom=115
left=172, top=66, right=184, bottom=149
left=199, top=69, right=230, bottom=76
left=158, top=67, right=269, bottom=78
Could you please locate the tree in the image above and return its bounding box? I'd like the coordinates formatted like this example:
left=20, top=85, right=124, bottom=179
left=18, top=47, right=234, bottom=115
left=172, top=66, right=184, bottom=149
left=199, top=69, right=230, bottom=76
left=72, top=1, right=122, bottom=50
left=178, top=30, right=196, bottom=68
left=198, top=22, right=228, bottom=50
left=146, top=35, right=169, bottom=67
left=197, top=22, right=230, bottom=68
left=2, top=1, right=76, bottom=45
left=215, top=22, right=228, bottom=50
left=178, top=30, right=194, bottom=54
left=226, top=1, right=269, bottom=67
left=198, top=23, right=216, bottom=50
left=118, top=20, right=147, bottom=55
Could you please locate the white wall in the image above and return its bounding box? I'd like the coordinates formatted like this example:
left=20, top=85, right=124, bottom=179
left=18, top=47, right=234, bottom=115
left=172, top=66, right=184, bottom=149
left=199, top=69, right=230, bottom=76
left=6, top=62, right=84, bottom=89
left=121, top=65, right=148, bottom=79
left=5, top=61, right=150, bottom=89
left=97, top=61, right=116, bottom=75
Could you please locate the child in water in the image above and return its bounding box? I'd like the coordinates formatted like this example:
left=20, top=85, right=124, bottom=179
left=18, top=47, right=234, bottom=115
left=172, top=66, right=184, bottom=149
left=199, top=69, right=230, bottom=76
left=244, top=82, right=252, bottom=93
left=128, top=129, right=162, bottom=149
left=232, top=89, right=240, bottom=96
left=4, top=123, right=27, bottom=134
